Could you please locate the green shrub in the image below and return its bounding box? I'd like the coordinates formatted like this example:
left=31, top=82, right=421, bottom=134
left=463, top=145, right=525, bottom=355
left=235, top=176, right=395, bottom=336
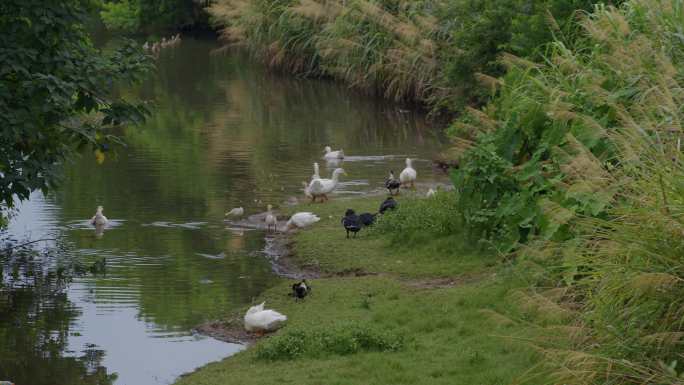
left=255, top=322, right=404, bottom=361
left=373, top=191, right=461, bottom=239
left=458, top=0, right=684, bottom=383
left=100, top=1, right=140, bottom=33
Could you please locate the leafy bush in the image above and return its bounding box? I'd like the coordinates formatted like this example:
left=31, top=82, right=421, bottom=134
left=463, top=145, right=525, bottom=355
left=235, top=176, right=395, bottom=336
left=255, top=322, right=404, bottom=360
left=0, top=0, right=153, bottom=222
left=373, top=191, right=461, bottom=240
left=100, top=0, right=140, bottom=33
left=100, top=0, right=209, bottom=33
left=456, top=0, right=684, bottom=383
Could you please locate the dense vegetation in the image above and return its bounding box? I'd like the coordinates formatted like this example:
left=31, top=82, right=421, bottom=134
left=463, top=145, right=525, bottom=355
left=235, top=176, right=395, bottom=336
left=99, top=0, right=211, bottom=33
left=0, top=0, right=152, bottom=225
left=209, top=0, right=684, bottom=383
left=208, top=0, right=621, bottom=113
left=424, top=0, right=684, bottom=382
left=4, top=0, right=684, bottom=384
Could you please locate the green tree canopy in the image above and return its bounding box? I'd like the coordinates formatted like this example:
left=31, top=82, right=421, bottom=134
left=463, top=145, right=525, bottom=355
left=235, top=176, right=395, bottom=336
left=0, top=0, right=153, bottom=222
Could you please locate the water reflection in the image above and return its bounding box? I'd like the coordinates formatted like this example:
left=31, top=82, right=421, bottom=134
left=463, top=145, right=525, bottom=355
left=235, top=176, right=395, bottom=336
left=2, top=36, right=447, bottom=385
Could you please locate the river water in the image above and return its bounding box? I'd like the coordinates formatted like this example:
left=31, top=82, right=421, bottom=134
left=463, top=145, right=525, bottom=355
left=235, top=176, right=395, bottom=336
left=0, top=37, right=446, bottom=385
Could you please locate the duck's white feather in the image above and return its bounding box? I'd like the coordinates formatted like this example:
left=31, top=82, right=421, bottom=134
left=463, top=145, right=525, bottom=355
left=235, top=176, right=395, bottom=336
left=308, top=168, right=345, bottom=196
left=244, top=302, right=286, bottom=332
left=302, top=181, right=313, bottom=199
left=265, top=204, right=277, bottom=228
left=286, top=212, right=320, bottom=229
left=399, top=158, right=417, bottom=184
left=225, top=207, right=244, bottom=217
left=323, top=146, right=344, bottom=159
left=90, top=206, right=108, bottom=226
left=312, top=162, right=320, bottom=180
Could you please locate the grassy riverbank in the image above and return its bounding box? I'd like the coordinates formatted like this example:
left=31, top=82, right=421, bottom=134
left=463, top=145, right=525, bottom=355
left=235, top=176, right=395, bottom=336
left=176, top=195, right=547, bottom=385
left=180, top=1, right=684, bottom=384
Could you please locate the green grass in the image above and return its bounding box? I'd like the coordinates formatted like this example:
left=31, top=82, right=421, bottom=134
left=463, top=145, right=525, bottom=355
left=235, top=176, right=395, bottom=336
left=175, top=195, right=542, bottom=385
left=285, top=195, right=497, bottom=278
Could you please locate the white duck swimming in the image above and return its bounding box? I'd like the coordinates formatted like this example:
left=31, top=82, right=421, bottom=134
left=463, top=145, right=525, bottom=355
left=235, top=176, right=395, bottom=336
left=244, top=302, right=287, bottom=334
left=90, top=206, right=108, bottom=227
left=286, top=212, right=320, bottom=230
left=265, top=204, right=277, bottom=232
left=399, top=158, right=417, bottom=188
left=323, top=146, right=344, bottom=160
left=312, top=162, right=320, bottom=180
left=308, top=168, right=345, bottom=202
left=225, top=207, right=244, bottom=218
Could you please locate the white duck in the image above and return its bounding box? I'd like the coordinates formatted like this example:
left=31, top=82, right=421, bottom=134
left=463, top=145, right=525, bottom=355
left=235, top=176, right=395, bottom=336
left=312, top=162, right=320, bottom=180
left=308, top=168, right=345, bottom=202
left=323, top=146, right=344, bottom=160
left=286, top=212, right=320, bottom=230
left=265, top=204, right=277, bottom=232
left=90, top=206, right=108, bottom=227
left=426, top=188, right=436, bottom=197
left=244, top=302, right=287, bottom=334
left=302, top=181, right=313, bottom=200
left=225, top=207, right=244, bottom=218
left=399, top=158, right=417, bottom=188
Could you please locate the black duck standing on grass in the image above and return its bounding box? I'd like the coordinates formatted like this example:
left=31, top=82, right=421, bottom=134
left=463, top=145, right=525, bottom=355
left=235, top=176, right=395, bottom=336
left=379, top=197, right=398, bottom=214
left=359, top=212, right=376, bottom=227
left=342, top=208, right=362, bottom=238
left=292, top=279, right=311, bottom=300
left=385, top=170, right=401, bottom=195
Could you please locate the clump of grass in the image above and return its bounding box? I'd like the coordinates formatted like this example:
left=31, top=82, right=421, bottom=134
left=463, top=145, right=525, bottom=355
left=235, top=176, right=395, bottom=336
left=373, top=191, right=461, bottom=240
left=255, top=321, right=404, bottom=361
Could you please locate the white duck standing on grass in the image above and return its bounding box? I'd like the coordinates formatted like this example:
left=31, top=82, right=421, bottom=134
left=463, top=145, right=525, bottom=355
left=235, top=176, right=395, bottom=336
left=265, top=204, right=277, bottom=232
left=90, top=206, right=108, bottom=227
left=308, top=168, right=345, bottom=202
left=400, top=158, right=417, bottom=188
left=302, top=181, right=313, bottom=200
left=225, top=207, right=244, bottom=218
left=312, top=162, right=320, bottom=180
left=244, top=302, right=287, bottom=335
left=286, top=212, right=320, bottom=230
left=323, top=146, right=344, bottom=160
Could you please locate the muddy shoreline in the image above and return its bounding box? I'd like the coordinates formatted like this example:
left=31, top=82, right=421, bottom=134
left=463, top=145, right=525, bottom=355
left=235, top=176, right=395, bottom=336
left=192, top=184, right=453, bottom=346
left=193, top=213, right=318, bottom=345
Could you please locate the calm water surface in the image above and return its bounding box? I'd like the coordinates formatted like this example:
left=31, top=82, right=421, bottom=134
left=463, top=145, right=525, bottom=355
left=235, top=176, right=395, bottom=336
left=0, top=37, right=447, bottom=385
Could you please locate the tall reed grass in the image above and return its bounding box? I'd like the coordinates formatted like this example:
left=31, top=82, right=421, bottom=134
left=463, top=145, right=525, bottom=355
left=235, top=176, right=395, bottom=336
left=452, top=1, right=684, bottom=382
left=208, top=0, right=605, bottom=113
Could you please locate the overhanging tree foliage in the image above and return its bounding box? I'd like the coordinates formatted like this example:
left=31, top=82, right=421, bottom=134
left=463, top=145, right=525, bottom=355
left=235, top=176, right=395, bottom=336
left=0, top=0, right=153, bottom=222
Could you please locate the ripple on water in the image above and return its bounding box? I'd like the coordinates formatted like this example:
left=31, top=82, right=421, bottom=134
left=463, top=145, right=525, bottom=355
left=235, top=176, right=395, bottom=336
left=195, top=252, right=226, bottom=260
left=141, top=221, right=207, bottom=229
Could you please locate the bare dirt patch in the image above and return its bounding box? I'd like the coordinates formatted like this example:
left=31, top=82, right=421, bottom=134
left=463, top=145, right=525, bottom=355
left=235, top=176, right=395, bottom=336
left=195, top=317, right=267, bottom=346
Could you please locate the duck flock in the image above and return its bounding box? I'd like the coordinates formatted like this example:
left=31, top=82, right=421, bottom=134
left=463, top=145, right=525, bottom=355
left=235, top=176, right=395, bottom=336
left=88, top=145, right=429, bottom=336
left=142, top=33, right=181, bottom=55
